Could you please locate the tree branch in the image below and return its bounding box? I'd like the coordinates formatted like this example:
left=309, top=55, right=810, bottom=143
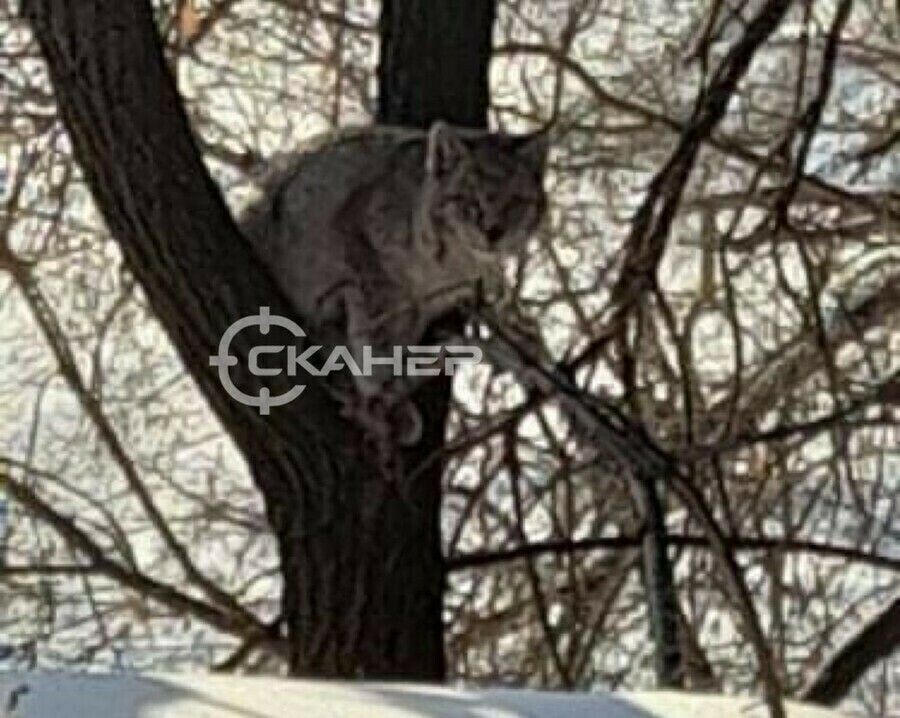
left=800, top=593, right=900, bottom=705
left=447, top=533, right=900, bottom=573
left=0, top=465, right=278, bottom=648
left=474, top=308, right=786, bottom=717
left=608, top=0, right=795, bottom=318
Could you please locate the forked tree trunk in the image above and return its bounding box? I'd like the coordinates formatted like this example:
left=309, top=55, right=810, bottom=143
left=23, top=0, right=495, bottom=679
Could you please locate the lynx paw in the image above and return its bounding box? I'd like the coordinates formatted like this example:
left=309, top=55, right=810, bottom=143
left=338, top=389, right=423, bottom=448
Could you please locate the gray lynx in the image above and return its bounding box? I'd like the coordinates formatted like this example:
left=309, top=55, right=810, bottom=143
left=240, top=122, right=549, bottom=445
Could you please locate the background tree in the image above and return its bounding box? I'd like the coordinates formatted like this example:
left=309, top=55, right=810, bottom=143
left=0, top=0, right=896, bottom=715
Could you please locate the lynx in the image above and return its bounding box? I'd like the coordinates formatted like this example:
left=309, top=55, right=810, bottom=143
left=239, top=122, right=549, bottom=446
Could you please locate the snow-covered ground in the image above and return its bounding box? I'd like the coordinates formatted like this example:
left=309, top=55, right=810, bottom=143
left=0, top=674, right=848, bottom=718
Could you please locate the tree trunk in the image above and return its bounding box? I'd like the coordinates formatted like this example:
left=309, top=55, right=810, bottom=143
left=378, top=0, right=495, bottom=129
left=23, top=0, right=495, bottom=679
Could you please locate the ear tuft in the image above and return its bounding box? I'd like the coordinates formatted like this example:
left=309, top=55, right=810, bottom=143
left=426, top=121, right=469, bottom=176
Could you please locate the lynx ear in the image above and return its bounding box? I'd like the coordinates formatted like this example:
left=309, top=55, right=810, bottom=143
left=426, top=122, right=469, bottom=177
left=513, top=129, right=550, bottom=172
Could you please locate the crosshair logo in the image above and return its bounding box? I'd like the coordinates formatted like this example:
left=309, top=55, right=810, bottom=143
left=211, top=307, right=484, bottom=416
left=209, top=307, right=306, bottom=416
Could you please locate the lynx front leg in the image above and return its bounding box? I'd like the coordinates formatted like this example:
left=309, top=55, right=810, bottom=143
left=332, top=285, right=382, bottom=392
left=338, top=296, right=424, bottom=448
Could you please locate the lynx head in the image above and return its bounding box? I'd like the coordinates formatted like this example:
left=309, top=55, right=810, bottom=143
left=421, top=122, right=549, bottom=255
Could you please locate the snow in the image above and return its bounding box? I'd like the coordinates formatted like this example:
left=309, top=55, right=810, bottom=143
left=0, top=674, right=849, bottom=718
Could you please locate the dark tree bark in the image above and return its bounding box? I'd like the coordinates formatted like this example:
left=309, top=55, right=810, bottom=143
left=635, top=475, right=683, bottom=687
left=801, top=594, right=900, bottom=705
left=23, top=0, right=495, bottom=679
left=378, top=0, right=495, bottom=128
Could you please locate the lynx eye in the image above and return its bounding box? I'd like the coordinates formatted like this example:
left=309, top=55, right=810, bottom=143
left=486, top=225, right=505, bottom=244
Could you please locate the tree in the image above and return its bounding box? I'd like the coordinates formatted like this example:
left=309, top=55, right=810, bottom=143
left=17, top=0, right=504, bottom=680
left=2, top=0, right=897, bottom=714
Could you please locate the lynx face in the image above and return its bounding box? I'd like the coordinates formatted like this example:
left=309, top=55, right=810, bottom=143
left=421, top=123, right=549, bottom=256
